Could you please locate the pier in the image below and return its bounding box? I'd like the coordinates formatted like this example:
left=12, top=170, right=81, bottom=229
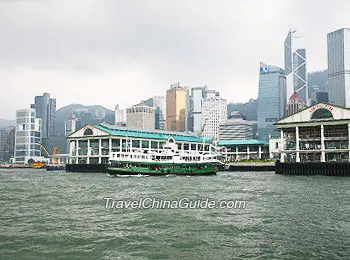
left=275, top=162, right=350, bottom=176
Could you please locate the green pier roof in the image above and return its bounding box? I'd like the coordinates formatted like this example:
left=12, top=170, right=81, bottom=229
left=95, top=124, right=212, bottom=143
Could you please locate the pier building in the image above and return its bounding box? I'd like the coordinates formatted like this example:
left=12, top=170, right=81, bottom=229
left=274, top=103, right=350, bottom=162
left=217, top=140, right=268, bottom=161
left=67, top=123, right=218, bottom=166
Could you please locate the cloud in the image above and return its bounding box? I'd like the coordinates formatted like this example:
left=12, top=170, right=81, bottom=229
left=0, top=0, right=349, bottom=119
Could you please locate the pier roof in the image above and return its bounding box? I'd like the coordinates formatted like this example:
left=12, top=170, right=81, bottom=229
left=68, top=123, right=212, bottom=143
left=217, top=139, right=268, bottom=146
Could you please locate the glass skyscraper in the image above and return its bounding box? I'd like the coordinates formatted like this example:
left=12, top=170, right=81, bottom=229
left=284, top=30, right=308, bottom=106
left=257, top=62, right=286, bottom=142
left=328, top=28, right=350, bottom=107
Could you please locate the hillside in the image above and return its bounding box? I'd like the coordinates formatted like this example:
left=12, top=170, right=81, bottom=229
left=56, top=104, right=114, bottom=136
left=0, top=118, right=15, bottom=129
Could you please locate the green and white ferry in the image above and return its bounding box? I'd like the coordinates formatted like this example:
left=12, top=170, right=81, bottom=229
left=107, top=141, right=222, bottom=176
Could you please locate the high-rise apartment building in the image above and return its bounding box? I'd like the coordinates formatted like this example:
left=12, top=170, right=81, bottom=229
left=327, top=28, right=350, bottom=107
left=257, top=62, right=286, bottom=142
left=32, top=93, right=56, bottom=138
left=166, top=83, right=187, bottom=132
left=284, top=30, right=308, bottom=106
left=126, top=104, right=156, bottom=130
left=202, top=93, right=227, bottom=140
left=14, top=108, right=42, bottom=163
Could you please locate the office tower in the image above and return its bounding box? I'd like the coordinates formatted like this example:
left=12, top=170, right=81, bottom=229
left=14, top=108, right=42, bottom=163
left=65, top=114, right=78, bottom=136
left=187, top=86, right=217, bottom=134
left=32, top=93, right=56, bottom=138
left=143, top=96, right=166, bottom=130
left=126, top=104, right=156, bottom=130
left=114, top=105, right=127, bottom=127
left=219, top=115, right=254, bottom=140
left=284, top=30, right=308, bottom=106
left=311, top=91, right=329, bottom=106
left=166, top=83, right=187, bottom=132
left=327, top=28, right=350, bottom=107
left=257, top=62, right=286, bottom=142
left=202, top=93, right=227, bottom=140
left=0, top=126, right=15, bottom=162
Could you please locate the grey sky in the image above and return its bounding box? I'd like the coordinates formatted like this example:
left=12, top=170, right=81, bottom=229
left=0, top=0, right=349, bottom=119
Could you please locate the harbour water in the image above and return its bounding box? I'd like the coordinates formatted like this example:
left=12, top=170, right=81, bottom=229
left=1, top=169, right=350, bottom=259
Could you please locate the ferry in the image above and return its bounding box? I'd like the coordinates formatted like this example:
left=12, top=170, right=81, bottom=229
left=107, top=141, right=223, bottom=176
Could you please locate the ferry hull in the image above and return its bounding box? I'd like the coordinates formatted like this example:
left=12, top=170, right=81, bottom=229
left=107, top=167, right=217, bottom=176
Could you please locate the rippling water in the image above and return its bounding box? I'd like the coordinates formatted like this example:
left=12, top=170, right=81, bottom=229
left=1, top=169, right=350, bottom=259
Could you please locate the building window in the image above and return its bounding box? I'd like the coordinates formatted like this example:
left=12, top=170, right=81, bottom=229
left=311, top=109, right=333, bottom=120
left=83, top=128, right=93, bottom=136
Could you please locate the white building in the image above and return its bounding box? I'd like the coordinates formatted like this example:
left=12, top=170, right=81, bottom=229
left=273, top=103, right=350, bottom=162
left=126, top=104, right=156, bottom=130
left=219, top=118, right=254, bottom=140
left=328, top=28, right=350, bottom=107
left=67, top=123, right=213, bottom=165
left=115, top=104, right=127, bottom=126
left=202, top=94, right=227, bottom=141
left=187, top=86, right=217, bottom=134
left=14, top=108, right=43, bottom=163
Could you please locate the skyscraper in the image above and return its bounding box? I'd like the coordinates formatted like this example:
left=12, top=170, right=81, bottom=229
left=14, top=108, right=42, bottom=163
left=284, top=30, right=308, bottom=106
left=202, top=93, right=227, bottom=141
left=144, top=96, right=166, bottom=130
left=327, top=28, right=350, bottom=107
left=166, top=83, right=187, bottom=132
left=0, top=126, right=15, bottom=162
left=257, top=62, right=286, bottom=142
left=114, top=104, right=127, bottom=127
left=32, top=93, right=56, bottom=138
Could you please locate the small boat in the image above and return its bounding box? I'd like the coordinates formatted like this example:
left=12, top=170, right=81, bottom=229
left=107, top=141, right=222, bottom=176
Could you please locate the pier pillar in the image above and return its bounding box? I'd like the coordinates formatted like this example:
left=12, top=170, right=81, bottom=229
left=109, top=138, right=112, bottom=156
left=321, top=125, right=326, bottom=162
left=280, top=129, right=285, bottom=162
left=98, top=138, right=102, bottom=164
left=258, top=145, right=262, bottom=159
left=87, top=139, right=90, bottom=164
left=247, top=146, right=250, bottom=160
left=76, top=140, right=79, bottom=164
left=348, top=123, right=350, bottom=162
left=296, top=126, right=300, bottom=163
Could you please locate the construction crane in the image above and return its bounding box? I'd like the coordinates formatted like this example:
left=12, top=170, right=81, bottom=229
left=41, top=144, right=61, bottom=164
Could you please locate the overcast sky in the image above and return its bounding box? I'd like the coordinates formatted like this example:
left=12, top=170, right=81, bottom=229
left=0, top=0, right=349, bottom=119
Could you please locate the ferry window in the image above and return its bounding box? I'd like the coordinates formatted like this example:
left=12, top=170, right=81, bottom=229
left=112, top=139, right=120, bottom=147
left=191, top=144, right=196, bottom=150
left=184, top=144, right=189, bottom=150
left=142, top=140, right=149, bottom=148
left=159, top=142, right=166, bottom=148
left=151, top=141, right=158, bottom=149
left=132, top=140, right=140, bottom=148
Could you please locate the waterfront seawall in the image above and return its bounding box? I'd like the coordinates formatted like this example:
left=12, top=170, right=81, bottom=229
left=275, top=162, right=350, bottom=176
left=223, top=162, right=275, bottom=172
